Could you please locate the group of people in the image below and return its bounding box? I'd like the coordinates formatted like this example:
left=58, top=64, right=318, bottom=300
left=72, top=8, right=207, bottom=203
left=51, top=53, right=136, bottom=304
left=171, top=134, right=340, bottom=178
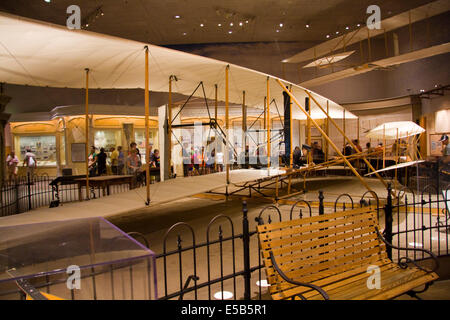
left=87, top=142, right=160, bottom=177
left=6, top=149, right=37, bottom=182
left=182, top=145, right=225, bottom=177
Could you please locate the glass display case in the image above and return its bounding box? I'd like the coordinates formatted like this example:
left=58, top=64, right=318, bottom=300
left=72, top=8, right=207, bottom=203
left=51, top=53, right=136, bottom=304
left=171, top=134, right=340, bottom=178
left=0, top=217, right=157, bottom=300
left=14, top=135, right=57, bottom=167
left=94, top=129, right=122, bottom=151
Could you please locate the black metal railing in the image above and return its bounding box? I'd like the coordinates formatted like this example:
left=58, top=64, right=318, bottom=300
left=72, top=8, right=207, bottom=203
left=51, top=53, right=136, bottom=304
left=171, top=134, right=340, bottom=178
left=1, top=182, right=447, bottom=300
left=145, top=183, right=448, bottom=301
left=0, top=174, right=132, bottom=217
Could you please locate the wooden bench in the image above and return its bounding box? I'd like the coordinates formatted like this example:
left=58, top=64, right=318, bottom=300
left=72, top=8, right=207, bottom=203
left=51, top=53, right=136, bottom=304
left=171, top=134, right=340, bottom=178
left=257, top=206, right=439, bottom=300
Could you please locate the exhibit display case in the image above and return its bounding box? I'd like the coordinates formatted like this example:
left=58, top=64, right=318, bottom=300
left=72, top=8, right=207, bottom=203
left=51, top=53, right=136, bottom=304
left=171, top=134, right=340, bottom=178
left=13, top=135, right=58, bottom=167
left=0, top=217, right=157, bottom=300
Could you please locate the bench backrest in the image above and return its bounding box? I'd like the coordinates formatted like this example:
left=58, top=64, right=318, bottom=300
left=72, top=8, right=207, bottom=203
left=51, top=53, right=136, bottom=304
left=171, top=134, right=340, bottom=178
left=257, top=206, right=387, bottom=297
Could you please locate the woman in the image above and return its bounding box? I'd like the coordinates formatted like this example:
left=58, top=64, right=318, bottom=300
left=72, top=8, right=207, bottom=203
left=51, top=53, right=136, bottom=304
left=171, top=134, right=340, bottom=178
left=6, top=151, right=19, bottom=182
left=127, top=149, right=142, bottom=188
left=88, top=146, right=98, bottom=177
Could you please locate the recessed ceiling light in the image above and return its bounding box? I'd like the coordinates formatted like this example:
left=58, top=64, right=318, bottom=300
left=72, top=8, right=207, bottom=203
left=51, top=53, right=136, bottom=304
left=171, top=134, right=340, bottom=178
left=45, top=0, right=51, bottom=2
left=228, top=31, right=232, bottom=34
left=336, top=31, right=340, bottom=34
left=306, top=24, right=310, bottom=28
left=200, top=23, right=204, bottom=27
left=239, top=22, right=243, bottom=26
left=245, top=20, right=249, bottom=24
left=279, top=23, right=284, bottom=27
left=345, top=26, right=349, bottom=30
left=230, top=22, right=233, bottom=27
left=357, top=23, right=361, bottom=27
left=174, top=15, right=180, bottom=19
left=182, top=32, right=187, bottom=36
left=218, top=23, right=222, bottom=27
left=326, top=35, right=330, bottom=38
left=276, top=30, right=280, bottom=33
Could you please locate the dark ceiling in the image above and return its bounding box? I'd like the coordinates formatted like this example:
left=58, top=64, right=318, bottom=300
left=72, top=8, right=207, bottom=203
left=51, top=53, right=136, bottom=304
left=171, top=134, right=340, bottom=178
left=0, top=0, right=439, bottom=45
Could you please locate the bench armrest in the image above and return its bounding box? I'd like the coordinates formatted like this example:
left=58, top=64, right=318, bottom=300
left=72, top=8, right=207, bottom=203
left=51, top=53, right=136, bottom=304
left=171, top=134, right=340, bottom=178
left=374, top=227, right=439, bottom=273
left=269, top=251, right=329, bottom=300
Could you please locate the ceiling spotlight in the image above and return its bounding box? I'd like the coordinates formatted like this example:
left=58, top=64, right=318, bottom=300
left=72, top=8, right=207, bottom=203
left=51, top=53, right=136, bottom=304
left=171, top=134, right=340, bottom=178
left=306, top=23, right=310, bottom=28
left=357, top=23, right=361, bottom=27
left=326, top=34, right=330, bottom=38
left=345, top=26, right=349, bottom=30
left=200, top=23, right=204, bottom=27
left=336, top=31, right=340, bottom=34
left=228, top=30, right=232, bottom=34
left=182, top=32, right=187, bottom=36
left=174, top=15, right=181, bottom=19
left=239, top=22, right=243, bottom=26
left=44, top=0, right=51, bottom=2
left=420, top=89, right=425, bottom=93
left=276, top=30, right=280, bottom=33
left=245, top=20, right=249, bottom=24
left=230, top=22, right=234, bottom=26
left=218, top=23, right=222, bottom=27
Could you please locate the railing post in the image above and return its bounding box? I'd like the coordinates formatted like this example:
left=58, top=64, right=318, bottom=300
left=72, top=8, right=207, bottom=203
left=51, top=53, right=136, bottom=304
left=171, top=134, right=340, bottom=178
left=319, top=190, right=324, bottom=216
left=27, top=172, right=32, bottom=211
left=384, top=183, right=393, bottom=260
left=15, top=180, right=19, bottom=214
left=242, top=201, right=251, bottom=300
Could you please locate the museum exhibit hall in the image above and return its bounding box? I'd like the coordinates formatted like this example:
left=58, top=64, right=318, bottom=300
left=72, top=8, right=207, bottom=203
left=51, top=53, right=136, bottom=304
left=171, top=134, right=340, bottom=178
left=0, top=0, right=449, bottom=305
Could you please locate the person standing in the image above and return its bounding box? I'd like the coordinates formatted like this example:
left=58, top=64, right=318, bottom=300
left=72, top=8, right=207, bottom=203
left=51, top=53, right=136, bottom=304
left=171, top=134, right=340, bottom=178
left=97, top=148, right=107, bottom=176
left=110, top=147, right=119, bottom=175
left=182, top=143, right=191, bottom=177
left=117, top=146, right=125, bottom=175
left=88, top=146, right=98, bottom=177
left=23, top=148, right=37, bottom=178
left=127, top=149, right=142, bottom=188
left=6, top=151, right=19, bottom=182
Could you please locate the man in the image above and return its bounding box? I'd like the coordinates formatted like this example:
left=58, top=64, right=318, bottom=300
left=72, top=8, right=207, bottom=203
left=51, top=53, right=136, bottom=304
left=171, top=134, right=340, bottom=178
left=110, top=147, right=119, bottom=175
left=23, top=148, right=37, bottom=178
left=439, top=134, right=450, bottom=186
left=312, top=142, right=325, bottom=164
left=97, top=148, right=107, bottom=176
left=441, top=134, right=450, bottom=159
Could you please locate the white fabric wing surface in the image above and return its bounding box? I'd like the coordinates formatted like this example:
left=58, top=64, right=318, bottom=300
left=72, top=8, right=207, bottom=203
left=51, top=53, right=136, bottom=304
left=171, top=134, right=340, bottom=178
left=0, top=12, right=356, bottom=120
left=366, top=121, right=426, bottom=140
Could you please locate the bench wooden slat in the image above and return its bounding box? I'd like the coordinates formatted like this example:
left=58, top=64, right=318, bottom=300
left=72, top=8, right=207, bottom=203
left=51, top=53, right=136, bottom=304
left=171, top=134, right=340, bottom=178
left=257, top=206, right=378, bottom=233
left=262, top=226, right=380, bottom=258
left=308, top=268, right=438, bottom=300
left=265, top=233, right=380, bottom=266
left=258, top=207, right=438, bottom=300
left=259, top=211, right=377, bottom=240
left=272, top=259, right=397, bottom=300
left=259, top=219, right=377, bottom=251
left=264, top=241, right=384, bottom=277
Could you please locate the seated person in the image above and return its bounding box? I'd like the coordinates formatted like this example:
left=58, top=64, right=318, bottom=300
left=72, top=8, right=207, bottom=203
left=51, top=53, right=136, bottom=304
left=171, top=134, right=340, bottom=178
left=312, top=142, right=325, bottom=164
left=150, top=149, right=160, bottom=168
left=293, top=144, right=312, bottom=168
